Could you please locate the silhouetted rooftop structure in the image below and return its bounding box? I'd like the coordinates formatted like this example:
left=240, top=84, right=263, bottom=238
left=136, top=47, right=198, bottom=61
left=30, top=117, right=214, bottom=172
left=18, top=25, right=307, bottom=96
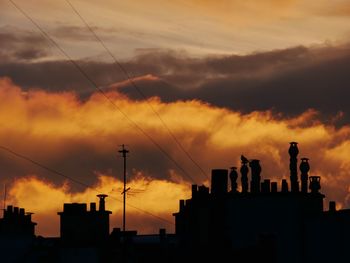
left=57, top=194, right=111, bottom=246
left=2, top=142, right=350, bottom=262
left=0, top=205, right=36, bottom=236
left=173, top=142, right=350, bottom=263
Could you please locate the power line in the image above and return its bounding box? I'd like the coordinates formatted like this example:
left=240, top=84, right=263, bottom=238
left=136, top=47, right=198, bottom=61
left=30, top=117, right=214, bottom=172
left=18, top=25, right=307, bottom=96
left=0, top=145, right=174, bottom=225
left=8, top=0, right=197, bottom=184
left=64, top=0, right=209, bottom=181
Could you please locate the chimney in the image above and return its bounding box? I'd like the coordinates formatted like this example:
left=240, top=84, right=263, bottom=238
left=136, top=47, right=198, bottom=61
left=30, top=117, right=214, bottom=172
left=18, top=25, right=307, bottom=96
left=229, top=167, right=238, bottom=193
left=90, top=202, right=96, bottom=212
left=249, top=160, right=261, bottom=193
left=19, top=208, right=25, bottom=217
left=179, top=200, right=185, bottom=212
left=329, top=201, right=336, bottom=212
left=192, top=185, right=198, bottom=199
left=14, top=207, right=19, bottom=215
left=261, top=179, right=271, bottom=193
left=159, top=228, right=166, bottom=242
left=211, top=169, right=228, bottom=196
left=300, top=158, right=310, bottom=193
left=4, top=205, right=13, bottom=218
left=309, top=176, right=321, bottom=194
left=240, top=158, right=249, bottom=193
left=289, top=142, right=299, bottom=193
left=271, top=182, right=278, bottom=193
left=97, top=194, right=108, bottom=211
left=281, top=179, right=289, bottom=193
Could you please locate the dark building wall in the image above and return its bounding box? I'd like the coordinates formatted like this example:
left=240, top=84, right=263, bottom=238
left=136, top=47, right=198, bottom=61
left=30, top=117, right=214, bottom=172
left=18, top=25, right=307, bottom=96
left=225, top=194, right=323, bottom=263
left=0, top=205, right=36, bottom=236
left=58, top=202, right=111, bottom=246
left=174, top=162, right=327, bottom=263
left=304, top=210, right=350, bottom=263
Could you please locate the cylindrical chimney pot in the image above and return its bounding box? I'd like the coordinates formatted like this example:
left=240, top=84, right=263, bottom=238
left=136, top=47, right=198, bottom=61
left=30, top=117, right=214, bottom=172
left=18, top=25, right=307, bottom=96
left=90, top=202, right=96, bottom=212
left=281, top=179, right=289, bottom=193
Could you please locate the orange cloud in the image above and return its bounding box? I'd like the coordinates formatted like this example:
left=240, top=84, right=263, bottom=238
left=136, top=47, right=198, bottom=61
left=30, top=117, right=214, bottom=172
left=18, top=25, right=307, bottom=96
left=2, top=77, right=350, bottom=236
left=7, top=174, right=190, bottom=236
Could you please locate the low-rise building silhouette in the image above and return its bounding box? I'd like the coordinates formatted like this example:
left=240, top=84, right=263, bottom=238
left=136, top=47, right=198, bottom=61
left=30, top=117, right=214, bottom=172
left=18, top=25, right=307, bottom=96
left=173, top=142, right=350, bottom=262
left=0, top=206, right=36, bottom=236
left=2, top=142, right=350, bottom=262
left=58, top=194, right=111, bottom=246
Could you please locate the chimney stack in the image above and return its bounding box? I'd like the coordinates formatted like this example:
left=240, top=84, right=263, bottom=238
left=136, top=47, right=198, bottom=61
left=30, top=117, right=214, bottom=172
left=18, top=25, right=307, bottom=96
left=329, top=201, right=336, bottom=212
left=192, top=185, right=198, bottom=199
left=271, top=182, right=278, bottom=193
left=249, top=160, right=261, bottom=193
left=240, top=156, right=249, bottom=193
left=309, top=176, right=321, bottom=194
left=289, top=142, right=299, bottom=193
left=90, top=202, right=96, bottom=212
left=300, top=158, right=310, bottom=193
left=97, top=194, right=108, bottom=211
left=211, top=169, right=228, bottom=196
left=281, top=179, right=289, bottom=193
left=229, top=167, right=238, bottom=193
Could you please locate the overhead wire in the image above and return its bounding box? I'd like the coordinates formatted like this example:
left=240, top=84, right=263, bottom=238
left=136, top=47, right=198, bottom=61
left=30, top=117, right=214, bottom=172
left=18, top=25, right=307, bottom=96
left=64, top=0, right=209, bottom=181
left=8, top=0, right=197, bottom=185
left=0, top=145, right=174, bottom=225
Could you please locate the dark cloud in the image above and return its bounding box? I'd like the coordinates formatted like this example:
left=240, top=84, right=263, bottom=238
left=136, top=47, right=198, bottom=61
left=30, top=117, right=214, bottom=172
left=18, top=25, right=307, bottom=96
left=0, top=26, right=50, bottom=61
left=2, top=29, right=350, bottom=123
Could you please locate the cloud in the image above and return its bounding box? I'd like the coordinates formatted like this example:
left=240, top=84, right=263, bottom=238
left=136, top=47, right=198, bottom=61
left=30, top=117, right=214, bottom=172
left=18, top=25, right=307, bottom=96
left=174, top=0, right=299, bottom=25
left=2, top=41, right=350, bottom=122
left=7, top=174, right=190, bottom=236
left=2, top=77, right=350, bottom=237
left=0, top=26, right=50, bottom=61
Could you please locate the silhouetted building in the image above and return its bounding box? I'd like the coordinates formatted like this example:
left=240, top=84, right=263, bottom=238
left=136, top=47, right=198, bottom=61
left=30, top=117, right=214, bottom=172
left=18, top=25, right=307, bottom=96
left=0, top=205, right=36, bottom=236
left=3, top=142, right=350, bottom=263
left=57, top=194, right=111, bottom=246
left=173, top=143, right=350, bottom=263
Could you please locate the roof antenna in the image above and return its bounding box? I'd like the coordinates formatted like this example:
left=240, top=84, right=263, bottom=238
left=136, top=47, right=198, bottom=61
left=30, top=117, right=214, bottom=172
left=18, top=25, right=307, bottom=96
left=119, top=144, right=129, bottom=232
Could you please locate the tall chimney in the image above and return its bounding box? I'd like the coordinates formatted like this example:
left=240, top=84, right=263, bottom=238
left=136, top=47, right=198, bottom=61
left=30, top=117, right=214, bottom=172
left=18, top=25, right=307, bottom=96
left=211, top=169, right=228, bottom=196
left=240, top=156, right=249, bottom=193
left=249, top=160, right=261, bottom=194
left=289, top=142, right=299, bottom=193
left=97, top=194, right=108, bottom=211
left=300, top=158, right=310, bottom=193
left=229, top=167, right=238, bottom=193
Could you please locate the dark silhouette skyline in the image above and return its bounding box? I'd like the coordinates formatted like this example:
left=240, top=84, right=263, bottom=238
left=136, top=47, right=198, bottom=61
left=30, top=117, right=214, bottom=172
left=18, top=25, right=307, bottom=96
left=1, top=142, right=350, bottom=262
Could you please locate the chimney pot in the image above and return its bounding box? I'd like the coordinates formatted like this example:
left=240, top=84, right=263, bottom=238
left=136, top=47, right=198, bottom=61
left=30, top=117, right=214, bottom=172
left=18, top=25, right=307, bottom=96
left=329, top=201, right=336, bottom=212
left=271, top=182, right=278, bottom=193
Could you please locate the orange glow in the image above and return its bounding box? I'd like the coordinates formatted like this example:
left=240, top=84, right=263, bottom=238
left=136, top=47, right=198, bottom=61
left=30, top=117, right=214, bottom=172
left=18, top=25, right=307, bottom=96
left=7, top=174, right=190, bottom=236
left=2, top=77, right=350, bottom=235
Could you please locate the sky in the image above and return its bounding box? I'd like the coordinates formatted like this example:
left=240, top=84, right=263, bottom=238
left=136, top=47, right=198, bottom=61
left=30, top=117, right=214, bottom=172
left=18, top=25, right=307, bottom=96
left=1, top=0, right=350, bottom=236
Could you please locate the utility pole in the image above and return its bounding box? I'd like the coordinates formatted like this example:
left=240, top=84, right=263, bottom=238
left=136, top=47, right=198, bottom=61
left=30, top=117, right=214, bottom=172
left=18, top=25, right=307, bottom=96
left=119, top=144, right=129, bottom=232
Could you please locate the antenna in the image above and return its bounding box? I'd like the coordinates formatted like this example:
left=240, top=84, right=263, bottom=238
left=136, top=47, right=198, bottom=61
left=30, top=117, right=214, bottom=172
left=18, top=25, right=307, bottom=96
left=119, top=144, right=129, bottom=232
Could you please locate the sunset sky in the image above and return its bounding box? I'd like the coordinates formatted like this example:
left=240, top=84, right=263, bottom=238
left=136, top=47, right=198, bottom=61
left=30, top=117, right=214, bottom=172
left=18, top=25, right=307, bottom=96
left=1, top=0, right=350, bottom=236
